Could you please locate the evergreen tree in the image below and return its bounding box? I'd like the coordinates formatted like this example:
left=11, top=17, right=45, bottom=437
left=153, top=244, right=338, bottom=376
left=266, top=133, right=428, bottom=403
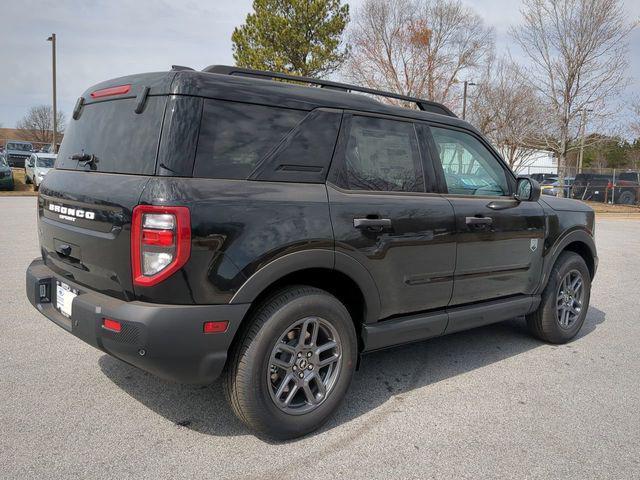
left=232, top=0, right=349, bottom=77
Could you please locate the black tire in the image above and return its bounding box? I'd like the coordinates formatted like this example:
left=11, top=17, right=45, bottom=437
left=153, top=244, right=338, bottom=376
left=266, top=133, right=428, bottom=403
left=618, top=190, right=635, bottom=205
left=25, top=176, right=31, bottom=184
left=224, top=285, right=357, bottom=440
left=526, top=252, right=591, bottom=344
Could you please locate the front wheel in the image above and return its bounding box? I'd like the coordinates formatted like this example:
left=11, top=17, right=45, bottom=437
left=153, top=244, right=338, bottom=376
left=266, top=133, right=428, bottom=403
left=224, top=286, right=357, bottom=439
left=527, top=252, right=591, bottom=343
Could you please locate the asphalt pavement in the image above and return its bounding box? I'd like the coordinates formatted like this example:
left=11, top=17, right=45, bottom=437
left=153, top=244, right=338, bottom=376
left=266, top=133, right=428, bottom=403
left=1, top=196, right=638, bottom=479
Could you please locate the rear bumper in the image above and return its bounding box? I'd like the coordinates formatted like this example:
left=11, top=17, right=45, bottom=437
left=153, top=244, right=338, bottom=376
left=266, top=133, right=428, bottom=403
left=26, top=258, right=250, bottom=384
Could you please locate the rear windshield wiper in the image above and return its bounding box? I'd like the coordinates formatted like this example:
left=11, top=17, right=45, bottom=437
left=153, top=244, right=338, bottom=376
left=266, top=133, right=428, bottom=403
left=70, top=153, right=99, bottom=168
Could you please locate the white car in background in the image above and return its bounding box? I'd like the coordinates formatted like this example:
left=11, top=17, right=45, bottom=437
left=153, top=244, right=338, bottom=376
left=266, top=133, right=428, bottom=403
left=25, top=153, right=56, bottom=191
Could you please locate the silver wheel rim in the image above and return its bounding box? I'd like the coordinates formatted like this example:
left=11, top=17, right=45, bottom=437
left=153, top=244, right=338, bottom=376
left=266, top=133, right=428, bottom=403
left=556, top=269, right=585, bottom=329
left=267, top=316, right=342, bottom=415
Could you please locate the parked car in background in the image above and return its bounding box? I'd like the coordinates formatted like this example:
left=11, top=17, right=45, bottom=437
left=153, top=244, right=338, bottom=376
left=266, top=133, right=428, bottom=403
left=529, top=173, right=558, bottom=183
left=25, top=153, right=56, bottom=191
left=571, top=173, right=611, bottom=202
left=4, top=140, right=33, bottom=168
left=0, top=156, right=14, bottom=190
left=613, top=171, right=640, bottom=205
left=541, top=177, right=575, bottom=197
left=571, top=172, right=639, bottom=204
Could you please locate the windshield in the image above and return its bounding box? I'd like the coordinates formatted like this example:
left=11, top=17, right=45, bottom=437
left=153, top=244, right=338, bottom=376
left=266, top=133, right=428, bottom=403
left=7, top=143, right=32, bottom=152
left=36, top=157, right=55, bottom=168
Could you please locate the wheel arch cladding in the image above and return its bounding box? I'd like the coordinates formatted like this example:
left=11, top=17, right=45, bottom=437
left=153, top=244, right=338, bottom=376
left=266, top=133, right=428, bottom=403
left=228, top=250, right=381, bottom=353
left=563, top=241, right=596, bottom=279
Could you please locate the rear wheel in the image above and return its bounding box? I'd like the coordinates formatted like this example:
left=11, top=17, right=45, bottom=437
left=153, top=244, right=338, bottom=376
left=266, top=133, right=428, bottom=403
left=224, top=286, right=357, bottom=439
left=618, top=190, right=636, bottom=205
left=526, top=252, right=591, bottom=343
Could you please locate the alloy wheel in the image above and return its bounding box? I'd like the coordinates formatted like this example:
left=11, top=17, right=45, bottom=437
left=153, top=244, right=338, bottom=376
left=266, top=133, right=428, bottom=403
left=267, top=316, right=342, bottom=415
left=556, top=269, right=585, bottom=329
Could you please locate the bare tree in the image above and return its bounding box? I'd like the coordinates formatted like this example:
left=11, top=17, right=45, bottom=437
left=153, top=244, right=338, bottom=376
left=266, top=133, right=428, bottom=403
left=511, top=0, right=637, bottom=195
left=631, top=99, right=640, bottom=139
left=16, top=105, right=65, bottom=145
left=468, top=57, right=548, bottom=172
left=344, top=0, right=493, bottom=108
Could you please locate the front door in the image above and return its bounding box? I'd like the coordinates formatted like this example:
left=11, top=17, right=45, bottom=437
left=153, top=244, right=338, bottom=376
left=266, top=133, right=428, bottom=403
left=327, top=113, right=456, bottom=320
left=425, top=125, right=545, bottom=306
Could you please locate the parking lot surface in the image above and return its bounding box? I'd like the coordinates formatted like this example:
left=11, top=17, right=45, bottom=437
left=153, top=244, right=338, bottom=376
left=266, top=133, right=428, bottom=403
left=1, top=196, right=639, bottom=479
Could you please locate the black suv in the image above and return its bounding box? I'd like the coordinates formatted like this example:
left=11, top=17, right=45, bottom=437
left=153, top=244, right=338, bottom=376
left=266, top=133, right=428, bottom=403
left=26, top=66, right=597, bottom=439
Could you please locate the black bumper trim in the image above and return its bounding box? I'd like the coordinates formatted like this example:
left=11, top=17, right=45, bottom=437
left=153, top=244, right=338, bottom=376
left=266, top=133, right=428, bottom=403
left=26, top=258, right=250, bottom=384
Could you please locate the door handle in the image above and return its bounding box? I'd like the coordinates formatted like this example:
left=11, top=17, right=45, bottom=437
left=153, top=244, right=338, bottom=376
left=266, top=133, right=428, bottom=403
left=465, top=216, right=493, bottom=226
left=353, top=218, right=392, bottom=231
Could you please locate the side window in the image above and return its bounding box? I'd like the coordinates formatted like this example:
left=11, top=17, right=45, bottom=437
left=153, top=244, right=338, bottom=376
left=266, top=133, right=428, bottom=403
left=334, top=116, right=424, bottom=193
left=194, top=100, right=307, bottom=180
left=250, top=109, right=342, bottom=183
left=430, top=127, right=510, bottom=196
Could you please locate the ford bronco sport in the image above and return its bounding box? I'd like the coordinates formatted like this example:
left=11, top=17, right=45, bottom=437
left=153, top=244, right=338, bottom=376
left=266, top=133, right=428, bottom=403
left=26, top=65, right=597, bottom=439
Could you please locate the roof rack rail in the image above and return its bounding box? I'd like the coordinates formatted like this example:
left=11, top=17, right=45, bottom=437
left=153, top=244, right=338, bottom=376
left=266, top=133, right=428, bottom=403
left=202, top=65, right=456, bottom=117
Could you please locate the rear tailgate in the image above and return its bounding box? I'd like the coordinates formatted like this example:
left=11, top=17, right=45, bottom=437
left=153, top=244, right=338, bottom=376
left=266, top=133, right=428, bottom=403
left=39, top=172, right=150, bottom=300
left=38, top=73, right=173, bottom=300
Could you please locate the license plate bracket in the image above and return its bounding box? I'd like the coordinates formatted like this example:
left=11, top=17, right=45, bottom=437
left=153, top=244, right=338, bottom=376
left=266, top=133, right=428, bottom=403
left=55, top=280, right=78, bottom=318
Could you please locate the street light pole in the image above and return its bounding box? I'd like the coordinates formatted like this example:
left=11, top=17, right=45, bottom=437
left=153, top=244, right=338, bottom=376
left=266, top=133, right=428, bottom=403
left=46, top=34, right=57, bottom=153
left=577, top=108, right=592, bottom=174
left=461, top=80, right=476, bottom=120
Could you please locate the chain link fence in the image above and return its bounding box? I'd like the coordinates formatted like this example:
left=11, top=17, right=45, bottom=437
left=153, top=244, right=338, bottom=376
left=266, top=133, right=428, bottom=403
left=517, top=165, right=640, bottom=205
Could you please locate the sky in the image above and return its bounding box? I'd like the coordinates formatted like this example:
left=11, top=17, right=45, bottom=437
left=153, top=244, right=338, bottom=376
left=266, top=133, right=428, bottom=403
left=0, top=0, right=639, bottom=129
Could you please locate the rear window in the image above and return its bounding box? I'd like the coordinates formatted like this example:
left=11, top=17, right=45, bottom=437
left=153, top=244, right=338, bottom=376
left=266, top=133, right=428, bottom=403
left=56, top=97, right=166, bottom=174
left=7, top=143, right=32, bottom=151
left=618, top=172, right=638, bottom=181
left=193, top=99, right=307, bottom=179
left=36, top=157, right=55, bottom=168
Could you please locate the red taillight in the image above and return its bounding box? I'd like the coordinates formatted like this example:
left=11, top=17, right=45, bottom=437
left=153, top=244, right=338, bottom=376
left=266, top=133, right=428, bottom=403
left=142, top=229, right=174, bottom=246
left=90, top=84, right=131, bottom=99
left=103, top=318, right=122, bottom=333
left=131, top=205, right=191, bottom=287
left=203, top=321, right=229, bottom=334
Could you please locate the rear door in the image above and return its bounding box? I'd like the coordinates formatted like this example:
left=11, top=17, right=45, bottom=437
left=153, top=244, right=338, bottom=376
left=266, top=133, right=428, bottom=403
left=327, top=113, right=456, bottom=321
left=39, top=90, right=168, bottom=300
left=423, top=124, right=545, bottom=306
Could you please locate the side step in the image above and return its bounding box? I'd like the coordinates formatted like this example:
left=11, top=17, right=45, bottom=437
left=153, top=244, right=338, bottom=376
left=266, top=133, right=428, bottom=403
left=362, top=295, right=539, bottom=352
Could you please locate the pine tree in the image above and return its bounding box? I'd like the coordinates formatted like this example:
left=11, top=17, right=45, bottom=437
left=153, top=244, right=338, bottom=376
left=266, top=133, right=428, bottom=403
left=232, top=0, right=349, bottom=78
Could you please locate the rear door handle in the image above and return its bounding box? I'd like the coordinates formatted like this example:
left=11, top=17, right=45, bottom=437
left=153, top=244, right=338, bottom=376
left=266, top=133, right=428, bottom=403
left=465, top=216, right=493, bottom=226
left=353, top=218, right=392, bottom=230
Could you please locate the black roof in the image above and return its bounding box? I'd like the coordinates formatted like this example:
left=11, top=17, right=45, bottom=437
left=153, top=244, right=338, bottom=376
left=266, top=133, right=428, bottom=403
left=80, top=66, right=473, bottom=131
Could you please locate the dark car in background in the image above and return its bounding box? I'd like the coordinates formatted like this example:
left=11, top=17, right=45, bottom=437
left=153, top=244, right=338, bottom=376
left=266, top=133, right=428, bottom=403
left=0, top=156, right=15, bottom=190
left=529, top=173, right=558, bottom=183
left=571, top=173, right=611, bottom=202
left=541, top=177, right=574, bottom=197
left=613, top=172, right=640, bottom=205
left=571, top=172, right=639, bottom=204
left=4, top=140, right=34, bottom=168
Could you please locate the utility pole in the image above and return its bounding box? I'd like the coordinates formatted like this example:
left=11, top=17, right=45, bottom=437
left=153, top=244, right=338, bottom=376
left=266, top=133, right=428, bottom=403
left=47, top=34, right=57, bottom=153
left=577, top=109, right=593, bottom=174
left=461, top=80, right=476, bottom=120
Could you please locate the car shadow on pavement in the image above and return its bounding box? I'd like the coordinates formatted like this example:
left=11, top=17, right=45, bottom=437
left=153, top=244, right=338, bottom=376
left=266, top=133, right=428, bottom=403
left=98, top=306, right=605, bottom=442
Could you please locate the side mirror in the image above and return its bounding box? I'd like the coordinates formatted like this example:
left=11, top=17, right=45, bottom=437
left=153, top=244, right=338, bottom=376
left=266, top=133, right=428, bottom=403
left=515, top=177, right=541, bottom=202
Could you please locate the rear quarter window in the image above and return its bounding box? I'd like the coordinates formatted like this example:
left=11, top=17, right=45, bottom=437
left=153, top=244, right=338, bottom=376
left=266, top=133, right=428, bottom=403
left=193, top=99, right=307, bottom=180
left=56, top=97, right=166, bottom=175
